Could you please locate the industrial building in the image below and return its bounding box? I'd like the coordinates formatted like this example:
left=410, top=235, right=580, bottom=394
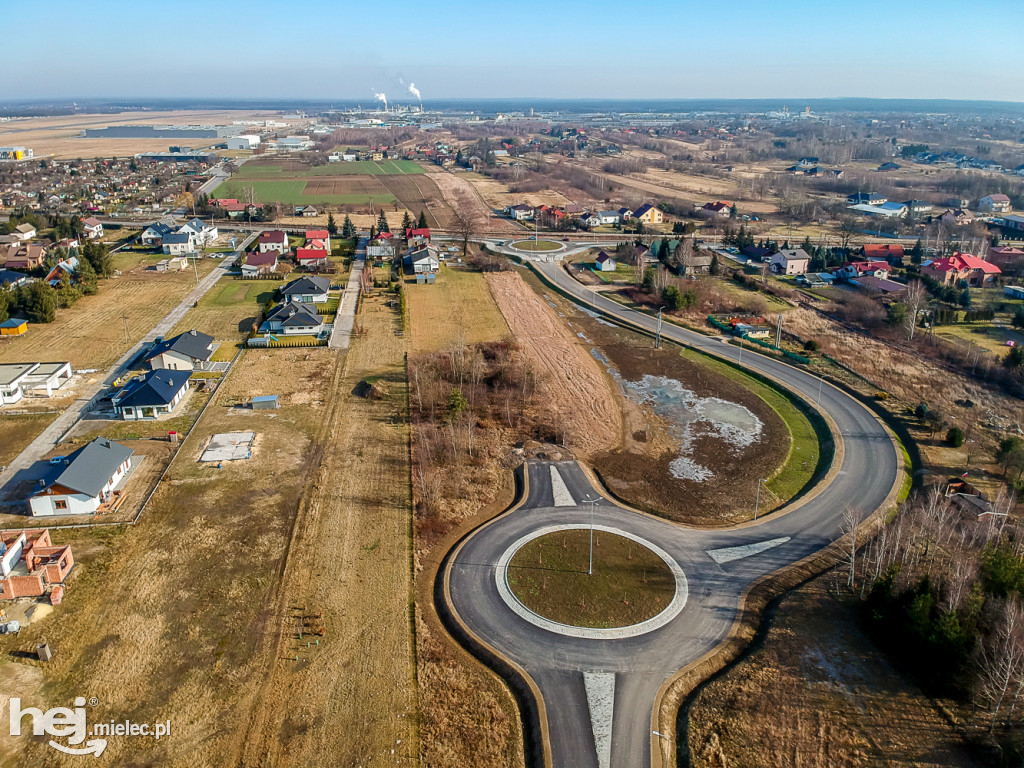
left=0, top=146, right=32, bottom=160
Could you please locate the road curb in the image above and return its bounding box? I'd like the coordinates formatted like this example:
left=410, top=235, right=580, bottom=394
left=435, top=463, right=554, bottom=768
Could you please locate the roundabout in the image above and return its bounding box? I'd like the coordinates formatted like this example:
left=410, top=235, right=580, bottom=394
left=508, top=238, right=566, bottom=253
left=497, top=524, right=688, bottom=638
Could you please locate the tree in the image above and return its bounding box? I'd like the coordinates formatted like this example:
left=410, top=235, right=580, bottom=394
left=914, top=402, right=930, bottom=420
left=886, top=301, right=907, bottom=326
left=946, top=426, right=965, bottom=448
left=1012, top=306, right=1024, bottom=330
left=0, top=289, right=10, bottom=324
left=453, top=209, right=474, bottom=257
left=910, top=238, right=924, bottom=265
left=996, top=437, right=1024, bottom=479
left=1005, top=345, right=1024, bottom=370
left=81, top=241, right=113, bottom=277
left=376, top=209, right=390, bottom=234
left=662, top=285, right=684, bottom=311
left=54, top=271, right=82, bottom=309
left=418, top=210, right=428, bottom=229
left=74, top=258, right=98, bottom=295
left=958, top=287, right=972, bottom=308
left=902, top=280, right=927, bottom=341
left=342, top=214, right=355, bottom=239
left=401, top=211, right=413, bottom=232
left=17, top=281, right=56, bottom=323
left=327, top=213, right=338, bottom=237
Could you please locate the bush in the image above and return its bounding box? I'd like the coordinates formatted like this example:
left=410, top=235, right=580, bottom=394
left=803, top=339, right=819, bottom=352
left=946, top=426, right=965, bottom=448
left=874, top=391, right=889, bottom=401
left=914, top=402, right=930, bottom=420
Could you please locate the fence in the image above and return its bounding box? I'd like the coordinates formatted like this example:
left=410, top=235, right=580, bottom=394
left=247, top=337, right=327, bottom=349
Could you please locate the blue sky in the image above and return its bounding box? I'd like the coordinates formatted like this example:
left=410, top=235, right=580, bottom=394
left=5, top=0, right=1023, bottom=102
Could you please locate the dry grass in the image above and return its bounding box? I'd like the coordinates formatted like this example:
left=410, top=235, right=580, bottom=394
left=0, top=412, right=58, bottom=468
left=404, top=267, right=510, bottom=354
left=0, top=348, right=339, bottom=766
left=686, top=574, right=981, bottom=768
left=0, top=256, right=218, bottom=369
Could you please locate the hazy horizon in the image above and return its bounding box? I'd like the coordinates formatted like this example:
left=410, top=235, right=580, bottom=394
left=5, top=0, right=1023, bottom=103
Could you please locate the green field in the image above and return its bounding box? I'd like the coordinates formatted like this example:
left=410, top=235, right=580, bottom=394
left=212, top=179, right=396, bottom=206
left=510, top=239, right=563, bottom=252
left=233, top=159, right=424, bottom=177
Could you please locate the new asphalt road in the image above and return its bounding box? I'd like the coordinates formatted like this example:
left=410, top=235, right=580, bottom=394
left=443, top=259, right=901, bottom=768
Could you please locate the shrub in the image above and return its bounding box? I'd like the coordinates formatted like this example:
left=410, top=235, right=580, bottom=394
left=874, top=391, right=889, bottom=401
left=803, top=339, right=819, bottom=352
left=946, top=427, right=965, bottom=448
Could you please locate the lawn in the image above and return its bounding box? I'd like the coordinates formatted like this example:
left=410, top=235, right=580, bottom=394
left=404, top=267, right=511, bottom=354
left=509, top=239, right=563, bottom=252
left=170, top=278, right=276, bottom=341
left=212, top=179, right=396, bottom=206
left=506, top=529, right=676, bottom=628
left=935, top=322, right=1024, bottom=357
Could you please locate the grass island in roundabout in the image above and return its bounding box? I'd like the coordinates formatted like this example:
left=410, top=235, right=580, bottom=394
left=497, top=524, right=688, bottom=639
left=508, top=239, right=565, bottom=252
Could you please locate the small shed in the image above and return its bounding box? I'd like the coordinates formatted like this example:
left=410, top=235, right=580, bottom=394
left=252, top=395, right=279, bottom=410
left=0, top=318, right=28, bottom=336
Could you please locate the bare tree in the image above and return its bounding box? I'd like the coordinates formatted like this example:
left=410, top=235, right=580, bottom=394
left=903, top=280, right=928, bottom=341
left=453, top=208, right=475, bottom=258
left=978, top=598, right=1024, bottom=731
left=841, top=507, right=861, bottom=591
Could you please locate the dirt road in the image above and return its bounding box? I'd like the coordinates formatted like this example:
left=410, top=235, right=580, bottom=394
left=485, top=271, right=622, bottom=457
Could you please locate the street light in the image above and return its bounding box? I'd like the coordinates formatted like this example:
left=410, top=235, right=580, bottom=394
left=816, top=373, right=824, bottom=406
left=582, top=494, right=601, bottom=575
left=655, top=306, right=664, bottom=349
left=754, top=477, right=766, bottom=520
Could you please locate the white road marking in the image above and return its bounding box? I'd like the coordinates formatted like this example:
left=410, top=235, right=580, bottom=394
left=706, top=536, right=792, bottom=564
left=550, top=465, right=576, bottom=507
left=583, top=671, right=615, bottom=768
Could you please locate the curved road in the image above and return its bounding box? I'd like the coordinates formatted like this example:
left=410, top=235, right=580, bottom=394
left=444, top=257, right=901, bottom=768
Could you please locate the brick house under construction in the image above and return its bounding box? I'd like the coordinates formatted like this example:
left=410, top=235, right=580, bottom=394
left=0, top=529, right=74, bottom=604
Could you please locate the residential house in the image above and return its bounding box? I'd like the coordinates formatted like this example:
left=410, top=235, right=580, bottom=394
left=838, top=260, right=891, bottom=279
left=405, top=245, right=441, bottom=274
left=796, top=272, right=835, bottom=288
left=595, top=251, right=617, bottom=272
left=618, top=207, right=634, bottom=221
left=701, top=201, right=733, bottom=218
left=366, top=237, right=396, bottom=259
left=508, top=204, right=534, bottom=221
left=902, top=200, right=933, bottom=216
left=140, top=222, right=173, bottom=246
left=581, top=212, right=602, bottom=228
left=989, top=246, right=1024, bottom=270
left=44, top=256, right=79, bottom=286
left=146, top=330, right=215, bottom=371
left=81, top=216, right=103, bottom=239
left=878, top=162, right=901, bottom=172
left=294, top=205, right=319, bottom=218
left=769, top=248, right=810, bottom=276
left=0, top=362, right=72, bottom=403
left=850, top=275, right=906, bottom=294
left=280, top=275, right=331, bottom=304
left=675, top=246, right=715, bottom=276
left=111, top=369, right=191, bottom=420
left=241, top=251, right=278, bottom=276
left=4, top=244, right=46, bottom=270
left=405, top=228, right=430, bottom=247
left=11, top=223, right=36, bottom=242
left=178, top=217, right=218, bottom=245
left=862, top=244, right=904, bottom=262
left=0, top=528, right=74, bottom=602
left=742, top=245, right=772, bottom=261
left=978, top=194, right=1012, bottom=213
left=28, top=438, right=134, bottom=516
left=261, top=301, right=324, bottom=335
left=295, top=246, right=330, bottom=270
left=847, top=192, right=888, bottom=206
left=849, top=202, right=907, bottom=218
left=938, top=208, right=974, bottom=227
left=597, top=210, right=620, bottom=225
left=162, top=232, right=194, bottom=256
left=0, top=269, right=28, bottom=288
left=922, top=252, right=1001, bottom=287
left=305, top=229, right=331, bottom=252
left=632, top=203, right=663, bottom=225
left=258, top=230, right=289, bottom=254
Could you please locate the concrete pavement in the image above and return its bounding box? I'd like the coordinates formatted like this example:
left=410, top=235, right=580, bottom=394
left=329, top=237, right=365, bottom=350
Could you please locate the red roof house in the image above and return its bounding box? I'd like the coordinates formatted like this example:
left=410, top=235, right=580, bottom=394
left=922, top=252, right=1001, bottom=287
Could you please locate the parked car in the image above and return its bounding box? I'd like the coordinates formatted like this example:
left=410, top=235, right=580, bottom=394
left=49, top=456, right=67, bottom=465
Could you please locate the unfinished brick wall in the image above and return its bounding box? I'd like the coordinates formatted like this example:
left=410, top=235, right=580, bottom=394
left=0, top=573, right=45, bottom=599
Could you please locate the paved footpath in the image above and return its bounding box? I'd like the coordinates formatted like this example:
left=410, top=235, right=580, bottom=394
left=0, top=237, right=252, bottom=496
left=329, top=237, right=366, bottom=350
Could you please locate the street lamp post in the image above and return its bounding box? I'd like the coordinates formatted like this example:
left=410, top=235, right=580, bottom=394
left=754, top=477, right=766, bottom=520
left=655, top=306, right=664, bottom=349
left=582, top=494, right=600, bottom=575
left=816, top=374, right=824, bottom=406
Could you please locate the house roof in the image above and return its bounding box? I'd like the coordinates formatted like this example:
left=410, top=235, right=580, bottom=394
left=265, top=301, right=323, bottom=327
left=143, top=223, right=173, bottom=238
left=863, top=244, right=904, bottom=258
left=162, top=233, right=192, bottom=245
left=595, top=252, right=615, bottom=264
left=14, top=223, right=35, bottom=235
left=633, top=203, right=657, bottom=217
left=39, top=438, right=134, bottom=498
left=984, top=194, right=1011, bottom=202
left=0, top=318, right=26, bottom=329
left=851, top=275, right=906, bottom=293
left=929, top=252, right=1001, bottom=275
left=703, top=201, right=733, bottom=211
left=405, top=228, right=430, bottom=238
left=305, top=230, right=329, bottom=239
left=296, top=247, right=329, bottom=261
left=773, top=248, right=810, bottom=262
left=245, top=251, right=278, bottom=267
left=113, top=369, right=191, bottom=409
left=147, top=330, right=215, bottom=363
left=82, top=217, right=102, bottom=228
left=259, top=230, right=288, bottom=244
left=0, top=269, right=27, bottom=285
left=844, top=260, right=889, bottom=273
left=281, top=275, right=331, bottom=296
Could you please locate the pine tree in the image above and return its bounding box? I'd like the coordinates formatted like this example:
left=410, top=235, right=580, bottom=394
left=376, top=209, right=390, bottom=233
left=401, top=211, right=413, bottom=233
left=418, top=210, right=428, bottom=229
left=327, top=212, right=338, bottom=237
left=342, top=215, right=355, bottom=238
left=910, top=238, right=924, bottom=265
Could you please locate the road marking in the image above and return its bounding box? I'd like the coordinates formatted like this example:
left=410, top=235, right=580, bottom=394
left=550, top=465, right=575, bottom=506
left=706, top=536, right=791, bottom=564
left=583, top=671, right=614, bottom=768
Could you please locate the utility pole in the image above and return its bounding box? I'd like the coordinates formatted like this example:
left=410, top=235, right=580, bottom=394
left=775, top=313, right=783, bottom=348
left=582, top=495, right=600, bottom=575
left=655, top=306, right=664, bottom=349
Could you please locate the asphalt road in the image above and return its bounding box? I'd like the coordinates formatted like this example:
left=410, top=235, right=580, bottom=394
left=444, top=259, right=901, bottom=768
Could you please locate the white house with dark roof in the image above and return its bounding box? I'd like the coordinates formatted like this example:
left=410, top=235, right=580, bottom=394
left=140, top=222, right=174, bottom=246
left=595, top=251, right=617, bottom=271
left=111, top=369, right=191, bottom=420
left=162, top=232, right=195, bottom=255
left=261, top=302, right=324, bottom=335
left=29, top=438, right=134, bottom=516
left=280, top=275, right=331, bottom=304
left=177, top=217, right=218, bottom=245
left=258, top=230, right=289, bottom=254
left=146, top=330, right=216, bottom=371
left=81, top=217, right=103, bottom=239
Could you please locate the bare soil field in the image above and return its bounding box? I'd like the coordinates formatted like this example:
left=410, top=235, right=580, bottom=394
left=486, top=270, right=623, bottom=458
left=686, top=574, right=981, bottom=768
left=462, top=170, right=576, bottom=211
left=0, top=110, right=302, bottom=159
left=404, top=266, right=510, bottom=354
left=0, top=348, right=339, bottom=767
left=425, top=170, right=522, bottom=233
left=0, top=256, right=218, bottom=369
left=379, top=174, right=458, bottom=228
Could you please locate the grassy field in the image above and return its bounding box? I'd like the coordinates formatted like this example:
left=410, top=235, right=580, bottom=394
left=404, top=266, right=511, bottom=354
left=509, top=239, right=563, bottom=252
left=0, top=412, right=59, bottom=468
left=212, top=178, right=398, bottom=206
left=507, top=529, right=675, bottom=628
left=235, top=159, right=424, bottom=177
left=170, top=277, right=277, bottom=341
left=935, top=322, right=1024, bottom=357
left=0, top=258, right=218, bottom=369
